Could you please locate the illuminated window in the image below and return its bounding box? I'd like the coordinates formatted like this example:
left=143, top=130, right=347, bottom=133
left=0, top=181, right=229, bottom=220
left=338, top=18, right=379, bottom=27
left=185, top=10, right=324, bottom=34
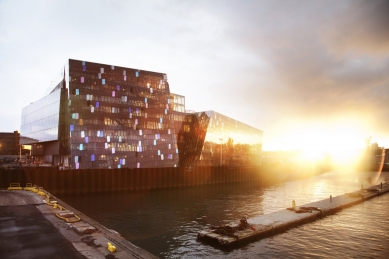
left=184, top=125, right=190, bottom=132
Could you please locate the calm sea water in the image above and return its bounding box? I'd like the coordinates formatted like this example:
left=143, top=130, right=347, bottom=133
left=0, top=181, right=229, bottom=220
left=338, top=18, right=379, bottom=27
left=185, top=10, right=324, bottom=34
left=60, top=170, right=389, bottom=258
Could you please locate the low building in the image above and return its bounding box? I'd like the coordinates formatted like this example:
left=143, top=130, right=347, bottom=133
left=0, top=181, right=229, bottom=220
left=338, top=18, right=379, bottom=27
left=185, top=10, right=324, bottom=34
left=20, top=59, right=263, bottom=169
left=0, top=131, right=20, bottom=156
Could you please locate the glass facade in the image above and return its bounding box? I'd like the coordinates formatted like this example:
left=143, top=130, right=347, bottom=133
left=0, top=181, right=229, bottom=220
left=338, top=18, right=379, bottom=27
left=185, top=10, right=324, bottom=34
left=201, top=111, right=262, bottom=166
left=20, top=59, right=263, bottom=169
left=68, top=59, right=178, bottom=169
left=174, top=111, right=263, bottom=167
left=20, top=88, right=62, bottom=144
left=169, top=93, right=185, bottom=113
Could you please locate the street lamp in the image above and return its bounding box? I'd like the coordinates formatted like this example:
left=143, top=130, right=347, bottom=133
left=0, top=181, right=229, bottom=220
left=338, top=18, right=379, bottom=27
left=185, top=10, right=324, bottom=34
left=219, top=138, right=223, bottom=166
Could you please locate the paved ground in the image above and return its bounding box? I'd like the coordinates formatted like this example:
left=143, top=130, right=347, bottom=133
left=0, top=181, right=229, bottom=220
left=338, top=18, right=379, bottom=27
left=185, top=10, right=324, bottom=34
left=0, top=204, right=84, bottom=259
left=0, top=190, right=158, bottom=259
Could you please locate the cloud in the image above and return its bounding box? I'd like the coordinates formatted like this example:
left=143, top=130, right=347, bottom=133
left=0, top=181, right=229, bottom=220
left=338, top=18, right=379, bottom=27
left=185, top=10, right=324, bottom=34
left=321, top=0, right=389, bottom=56
left=201, top=1, right=389, bottom=132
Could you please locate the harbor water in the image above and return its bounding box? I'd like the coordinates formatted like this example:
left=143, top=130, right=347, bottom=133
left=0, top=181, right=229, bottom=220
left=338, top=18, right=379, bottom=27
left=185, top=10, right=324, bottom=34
left=60, top=170, right=389, bottom=258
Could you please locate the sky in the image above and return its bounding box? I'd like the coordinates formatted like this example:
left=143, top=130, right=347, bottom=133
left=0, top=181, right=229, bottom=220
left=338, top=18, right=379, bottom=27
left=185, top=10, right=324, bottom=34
left=0, top=0, right=388, bottom=152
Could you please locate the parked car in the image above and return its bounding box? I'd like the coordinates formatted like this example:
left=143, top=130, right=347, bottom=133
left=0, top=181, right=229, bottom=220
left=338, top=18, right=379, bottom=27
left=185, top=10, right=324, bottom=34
left=1, top=157, right=15, bottom=163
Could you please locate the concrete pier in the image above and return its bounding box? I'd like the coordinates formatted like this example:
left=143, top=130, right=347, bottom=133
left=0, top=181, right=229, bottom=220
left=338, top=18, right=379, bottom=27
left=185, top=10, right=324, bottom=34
left=0, top=189, right=157, bottom=258
left=198, top=181, right=389, bottom=246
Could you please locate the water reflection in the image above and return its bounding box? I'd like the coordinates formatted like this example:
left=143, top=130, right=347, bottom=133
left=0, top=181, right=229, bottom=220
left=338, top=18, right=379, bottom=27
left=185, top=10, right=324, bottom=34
left=60, top=170, right=389, bottom=258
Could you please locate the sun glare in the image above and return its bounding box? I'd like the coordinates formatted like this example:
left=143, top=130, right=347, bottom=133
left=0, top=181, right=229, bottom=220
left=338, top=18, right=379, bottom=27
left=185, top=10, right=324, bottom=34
left=281, top=118, right=368, bottom=168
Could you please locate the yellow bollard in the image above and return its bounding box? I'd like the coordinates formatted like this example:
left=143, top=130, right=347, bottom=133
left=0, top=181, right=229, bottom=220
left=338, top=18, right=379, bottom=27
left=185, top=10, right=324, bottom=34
left=107, top=242, right=116, bottom=252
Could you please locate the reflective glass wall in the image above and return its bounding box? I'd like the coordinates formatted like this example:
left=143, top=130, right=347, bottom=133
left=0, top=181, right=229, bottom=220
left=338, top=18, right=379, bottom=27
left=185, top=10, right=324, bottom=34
left=68, top=59, right=179, bottom=169
left=173, top=111, right=263, bottom=167
left=174, top=111, right=210, bottom=167
left=20, top=88, right=62, bottom=144
left=201, top=111, right=263, bottom=166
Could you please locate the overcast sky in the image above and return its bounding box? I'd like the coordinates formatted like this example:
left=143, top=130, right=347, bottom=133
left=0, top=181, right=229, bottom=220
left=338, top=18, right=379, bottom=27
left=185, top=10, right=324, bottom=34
left=0, top=0, right=388, bottom=150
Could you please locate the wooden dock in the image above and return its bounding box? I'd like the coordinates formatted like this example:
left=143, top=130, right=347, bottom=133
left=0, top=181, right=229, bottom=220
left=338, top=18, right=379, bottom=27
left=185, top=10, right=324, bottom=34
left=197, top=181, right=389, bottom=246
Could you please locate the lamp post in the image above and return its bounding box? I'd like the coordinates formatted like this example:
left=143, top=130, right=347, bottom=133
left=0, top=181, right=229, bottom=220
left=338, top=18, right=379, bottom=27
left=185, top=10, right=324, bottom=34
left=219, top=138, right=223, bottom=166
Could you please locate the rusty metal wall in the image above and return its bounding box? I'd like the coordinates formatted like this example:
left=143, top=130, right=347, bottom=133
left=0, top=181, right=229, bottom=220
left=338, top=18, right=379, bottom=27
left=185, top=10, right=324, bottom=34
left=0, top=166, right=264, bottom=195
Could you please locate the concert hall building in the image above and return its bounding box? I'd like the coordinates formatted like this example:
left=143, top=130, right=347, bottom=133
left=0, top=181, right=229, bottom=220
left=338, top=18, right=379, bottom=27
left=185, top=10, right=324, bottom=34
left=20, top=59, right=263, bottom=169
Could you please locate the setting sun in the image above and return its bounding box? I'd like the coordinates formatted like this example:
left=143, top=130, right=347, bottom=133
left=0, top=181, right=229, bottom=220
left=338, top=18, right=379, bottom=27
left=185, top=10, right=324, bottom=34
left=274, top=116, right=371, bottom=168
